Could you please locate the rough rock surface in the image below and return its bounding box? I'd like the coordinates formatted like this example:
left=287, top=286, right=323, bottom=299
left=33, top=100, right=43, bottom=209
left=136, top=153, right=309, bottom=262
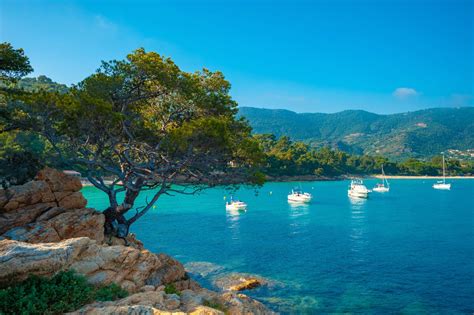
left=0, top=168, right=103, bottom=242
left=213, top=273, right=271, bottom=292
left=70, top=288, right=273, bottom=315
left=0, top=237, right=185, bottom=292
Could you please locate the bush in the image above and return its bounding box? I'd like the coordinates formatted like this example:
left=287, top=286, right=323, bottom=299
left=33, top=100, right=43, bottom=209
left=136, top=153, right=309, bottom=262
left=0, top=271, right=128, bottom=315
left=94, top=283, right=128, bottom=302
left=164, top=283, right=181, bottom=296
left=203, top=299, right=228, bottom=313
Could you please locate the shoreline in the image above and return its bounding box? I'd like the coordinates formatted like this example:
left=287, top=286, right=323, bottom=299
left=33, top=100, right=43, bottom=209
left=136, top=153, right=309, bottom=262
left=80, top=174, right=474, bottom=187
left=372, top=175, right=474, bottom=179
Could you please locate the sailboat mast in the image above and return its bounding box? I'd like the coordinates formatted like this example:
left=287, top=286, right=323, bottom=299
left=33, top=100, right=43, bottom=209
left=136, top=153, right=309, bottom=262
left=382, top=164, right=388, bottom=186
left=442, top=155, right=446, bottom=184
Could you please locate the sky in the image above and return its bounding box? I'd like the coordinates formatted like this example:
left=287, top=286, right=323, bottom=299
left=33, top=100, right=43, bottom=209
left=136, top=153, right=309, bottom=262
left=1, top=0, right=473, bottom=114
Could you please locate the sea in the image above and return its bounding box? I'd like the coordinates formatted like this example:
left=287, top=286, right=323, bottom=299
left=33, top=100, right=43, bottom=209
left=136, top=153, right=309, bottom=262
left=82, top=178, right=474, bottom=314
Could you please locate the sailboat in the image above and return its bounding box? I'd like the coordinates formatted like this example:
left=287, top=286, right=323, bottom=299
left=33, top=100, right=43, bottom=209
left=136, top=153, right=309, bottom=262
left=433, top=154, right=451, bottom=190
left=373, top=165, right=390, bottom=192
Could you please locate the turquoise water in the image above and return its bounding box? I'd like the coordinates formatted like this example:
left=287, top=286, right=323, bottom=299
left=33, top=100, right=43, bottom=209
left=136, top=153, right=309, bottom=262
left=82, top=179, right=474, bottom=314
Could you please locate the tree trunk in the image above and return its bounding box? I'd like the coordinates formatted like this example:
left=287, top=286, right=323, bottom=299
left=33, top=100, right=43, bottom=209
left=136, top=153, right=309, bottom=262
left=103, top=206, right=130, bottom=238
left=103, top=179, right=144, bottom=239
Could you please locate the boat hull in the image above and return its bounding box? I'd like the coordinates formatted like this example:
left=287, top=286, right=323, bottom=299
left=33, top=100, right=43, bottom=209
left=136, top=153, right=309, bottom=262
left=225, top=202, right=247, bottom=211
left=373, top=187, right=389, bottom=193
left=348, top=190, right=368, bottom=198
left=288, top=195, right=312, bottom=203
left=433, top=183, right=451, bottom=190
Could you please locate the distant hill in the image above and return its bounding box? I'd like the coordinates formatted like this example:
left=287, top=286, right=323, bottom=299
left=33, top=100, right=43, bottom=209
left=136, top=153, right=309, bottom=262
left=238, top=107, right=474, bottom=160
left=16, top=75, right=68, bottom=93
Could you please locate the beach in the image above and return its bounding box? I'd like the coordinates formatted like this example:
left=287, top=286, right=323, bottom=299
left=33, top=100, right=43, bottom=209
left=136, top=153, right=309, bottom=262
left=372, top=175, right=474, bottom=179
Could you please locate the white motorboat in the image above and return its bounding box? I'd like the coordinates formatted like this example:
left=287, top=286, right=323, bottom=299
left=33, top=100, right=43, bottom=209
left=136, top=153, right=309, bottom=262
left=348, top=179, right=369, bottom=198
left=225, top=199, right=247, bottom=211
left=373, top=165, right=390, bottom=193
left=433, top=154, right=451, bottom=190
left=287, top=189, right=312, bottom=203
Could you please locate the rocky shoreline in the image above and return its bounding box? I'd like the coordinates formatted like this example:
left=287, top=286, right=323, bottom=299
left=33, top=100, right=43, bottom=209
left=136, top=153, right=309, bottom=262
left=0, top=168, right=275, bottom=314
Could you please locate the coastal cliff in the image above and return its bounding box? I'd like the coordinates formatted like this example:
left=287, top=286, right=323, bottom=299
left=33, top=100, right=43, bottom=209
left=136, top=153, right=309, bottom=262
left=0, top=168, right=274, bottom=314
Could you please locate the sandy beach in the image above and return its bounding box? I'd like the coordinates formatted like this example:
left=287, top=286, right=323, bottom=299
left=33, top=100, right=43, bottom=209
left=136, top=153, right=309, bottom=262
left=372, top=175, right=474, bottom=179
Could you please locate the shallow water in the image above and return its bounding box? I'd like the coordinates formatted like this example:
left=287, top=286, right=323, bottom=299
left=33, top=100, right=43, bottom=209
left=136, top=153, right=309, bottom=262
left=82, top=179, right=474, bottom=314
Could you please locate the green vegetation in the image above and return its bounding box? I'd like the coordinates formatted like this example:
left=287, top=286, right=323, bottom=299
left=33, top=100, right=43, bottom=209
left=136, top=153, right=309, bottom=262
left=202, top=299, right=229, bottom=313
left=1, top=43, right=264, bottom=237
left=240, top=107, right=474, bottom=160
left=0, top=271, right=127, bottom=315
left=15, top=75, right=68, bottom=93
left=256, top=134, right=474, bottom=177
left=164, top=283, right=181, bottom=296
left=0, top=42, right=33, bottom=84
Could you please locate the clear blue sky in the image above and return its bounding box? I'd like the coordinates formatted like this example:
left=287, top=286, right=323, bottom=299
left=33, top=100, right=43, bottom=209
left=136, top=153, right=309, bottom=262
left=1, top=0, right=473, bottom=113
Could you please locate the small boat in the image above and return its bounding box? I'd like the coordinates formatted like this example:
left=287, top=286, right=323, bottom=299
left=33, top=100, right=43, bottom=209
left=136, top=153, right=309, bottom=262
left=288, top=189, right=312, bottom=203
left=348, top=179, right=369, bottom=198
left=225, top=198, right=248, bottom=211
left=373, top=165, right=390, bottom=193
left=433, top=154, right=451, bottom=190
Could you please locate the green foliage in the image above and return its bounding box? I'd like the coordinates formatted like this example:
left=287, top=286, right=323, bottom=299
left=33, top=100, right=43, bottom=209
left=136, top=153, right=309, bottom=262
left=3, top=47, right=265, bottom=233
left=0, top=271, right=128, bottom=315
left=0, top=131, right=47, bottom=187
left=93, top=283, right=128, bottom=302
left=15, top=76, right=69, bottom=93
left=255, top=134, right=474, bottom=177
left=202, top=299, right=229, bottom=313
left=164, top=283, right=181, bottom=296
left=240, top=107, right=474, bottom=160
left=0, top=42, right=33, bottom=83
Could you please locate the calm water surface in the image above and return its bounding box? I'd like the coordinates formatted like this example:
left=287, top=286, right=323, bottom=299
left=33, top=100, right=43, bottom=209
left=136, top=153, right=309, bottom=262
left=82, top=179, right=474, bottom=314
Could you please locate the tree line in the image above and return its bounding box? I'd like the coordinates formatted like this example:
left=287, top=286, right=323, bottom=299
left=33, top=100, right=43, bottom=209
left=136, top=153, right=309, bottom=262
left=253, top=135, right=474, bottom=177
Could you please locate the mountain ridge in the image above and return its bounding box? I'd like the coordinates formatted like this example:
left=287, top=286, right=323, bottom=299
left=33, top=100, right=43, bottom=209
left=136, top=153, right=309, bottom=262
left=238, top=106, right=474, bottom=160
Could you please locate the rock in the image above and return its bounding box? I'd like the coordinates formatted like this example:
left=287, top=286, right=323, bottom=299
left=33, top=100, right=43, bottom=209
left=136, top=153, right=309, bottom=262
left=185, top=261, right=225, bottom=277
left=140, top=285, right=156, bottom=292
left=189, top=306, right=224, bottom=315
left=229, top=279, right=261, bottom=291
left=70, top=305, right=159, bottom=315
left=2, top=208, right=105, bottom=243
left=145, top=254, right=186, bottom=287
left=0, top=238, right=186, bottom=292
left=108, top=233, right=144, bottom=250
left=220, top=292, right=274, bottom=315
left=1, top=180, right=55, bottom=212
left=58, top=191, right=87, bottom=209
left=173, top=278, right=202, bottom=291
left=36, top=167, right=82, bottom=192
left=163, top=293, right=181, bottom=310
left=0, top=168, right=103, bottom=243
left=156, top=285, right=166, bottom=292
left=180, top=290, right=204, bottom=312
left=69, top=291, right=165, bottom=314
left=213, top=273, right=269, bottom=292
left=0, top=202, right=57, bottom=234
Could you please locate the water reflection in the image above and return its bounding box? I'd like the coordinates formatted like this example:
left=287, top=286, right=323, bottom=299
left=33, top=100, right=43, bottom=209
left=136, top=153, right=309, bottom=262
left=226, top=208, right=245, bottom=241
left=348, top=196, right=368, bottom=258
left=288, top=202, right=310, bottom=235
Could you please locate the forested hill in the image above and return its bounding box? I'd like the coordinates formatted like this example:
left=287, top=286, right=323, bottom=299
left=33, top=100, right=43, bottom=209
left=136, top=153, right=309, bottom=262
left=238, top=106, right=474, bottom=160
left=16, top=76, right=68, bottom=93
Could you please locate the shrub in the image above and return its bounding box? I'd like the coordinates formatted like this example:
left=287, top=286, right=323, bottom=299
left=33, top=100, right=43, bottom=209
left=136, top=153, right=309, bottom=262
left=94, top=283, right=128, bottom=301
left=164, top=283, right=181, bottom=296
left=203, top=299, right=229, bottom=313
left=0, top=271, right=128, bottom=315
